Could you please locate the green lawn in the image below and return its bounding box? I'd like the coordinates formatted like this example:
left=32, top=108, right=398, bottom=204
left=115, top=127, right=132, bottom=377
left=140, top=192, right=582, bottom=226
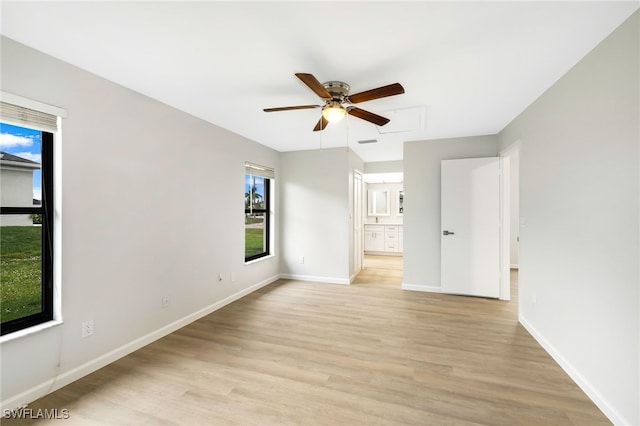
left=1, top=226, right=42, bottom=323
left=245, top=228, right=265, bottom=258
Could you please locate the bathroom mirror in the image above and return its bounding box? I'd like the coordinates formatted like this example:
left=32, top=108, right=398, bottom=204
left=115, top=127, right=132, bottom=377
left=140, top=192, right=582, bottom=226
left=368, top=190, right=390, bottom=216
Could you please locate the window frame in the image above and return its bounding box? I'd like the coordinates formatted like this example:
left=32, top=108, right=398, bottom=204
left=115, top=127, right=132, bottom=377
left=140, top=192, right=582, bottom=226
left=244, top=173, right=271, bottom=262
left=1, top=130, right=54, bottom=336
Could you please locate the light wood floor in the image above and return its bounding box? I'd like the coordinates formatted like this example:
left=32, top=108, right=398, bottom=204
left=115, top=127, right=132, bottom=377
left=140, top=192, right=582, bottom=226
left=5, top=258, right=608, bottom=425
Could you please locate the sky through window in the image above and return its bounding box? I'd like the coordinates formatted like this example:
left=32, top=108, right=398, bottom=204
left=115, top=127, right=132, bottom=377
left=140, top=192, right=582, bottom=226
left=0, top=123, right=42, bottom=200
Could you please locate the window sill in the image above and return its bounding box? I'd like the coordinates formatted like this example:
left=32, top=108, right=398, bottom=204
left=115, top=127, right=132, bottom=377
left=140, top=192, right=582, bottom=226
left=0, top=320, right=63, bottom=344
left=244, top=254, right=275, bottom=266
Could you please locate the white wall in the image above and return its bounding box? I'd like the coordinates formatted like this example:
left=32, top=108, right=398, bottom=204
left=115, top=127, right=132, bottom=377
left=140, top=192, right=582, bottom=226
left=402, top=136, right=498, bottom=291
left=0, top=37, right=280, bottom=408
left=279, top=148, right=353, bottom=284
left=364, top=160, right=403, bottom=174
left=498, top=11, right=639, bottom=425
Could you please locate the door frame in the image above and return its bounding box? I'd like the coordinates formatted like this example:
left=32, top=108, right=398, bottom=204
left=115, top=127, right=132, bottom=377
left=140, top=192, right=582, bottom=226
left=353, top=169, right=364, bottom=276
left=499, top=140, right=521, bottom=301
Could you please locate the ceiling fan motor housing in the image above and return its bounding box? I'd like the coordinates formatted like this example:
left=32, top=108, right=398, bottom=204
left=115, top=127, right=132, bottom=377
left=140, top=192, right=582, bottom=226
left=322, top=81, right=350, bottom=101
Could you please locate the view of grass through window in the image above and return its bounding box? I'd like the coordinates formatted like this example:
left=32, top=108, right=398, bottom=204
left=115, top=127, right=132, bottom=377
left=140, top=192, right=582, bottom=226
left=0, top=122, right=44, bottom=325
left=245, top=215, right=265, bottom=257
left=1, top=226, right=42, bottom=322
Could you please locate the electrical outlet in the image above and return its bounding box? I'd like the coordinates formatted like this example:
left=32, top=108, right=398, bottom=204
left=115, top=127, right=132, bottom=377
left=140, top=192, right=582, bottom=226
left=298, top=256, right=304, bottom=264
left=82, top=320, right=94, bottom=338
left=161, top=296, right=170, bottom=308
left=231, top=272, right=236, bottom=282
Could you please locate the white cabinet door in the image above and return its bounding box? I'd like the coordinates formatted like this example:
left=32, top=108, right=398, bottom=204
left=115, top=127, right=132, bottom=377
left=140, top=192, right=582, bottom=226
left=364, top=226, right=385, bottom=251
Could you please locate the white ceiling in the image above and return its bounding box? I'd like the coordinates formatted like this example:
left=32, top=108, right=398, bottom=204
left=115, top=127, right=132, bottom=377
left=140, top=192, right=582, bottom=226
left=1, top=1, right=638, bottom=162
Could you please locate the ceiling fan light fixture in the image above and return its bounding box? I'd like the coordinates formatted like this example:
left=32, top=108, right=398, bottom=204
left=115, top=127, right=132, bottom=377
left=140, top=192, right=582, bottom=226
left=322, top=102, right=346, bottom=123
left=264, top=73, right=404, bottom=131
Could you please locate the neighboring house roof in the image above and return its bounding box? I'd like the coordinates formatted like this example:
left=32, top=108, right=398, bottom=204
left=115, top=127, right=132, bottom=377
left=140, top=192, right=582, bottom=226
left=0, top=151, right=40, bottom=170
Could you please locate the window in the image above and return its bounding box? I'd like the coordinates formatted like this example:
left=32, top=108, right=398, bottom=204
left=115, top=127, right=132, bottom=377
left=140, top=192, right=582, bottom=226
left=1, top=99, right=59, bottom=336
left=245, top=163, right=273, bottom=262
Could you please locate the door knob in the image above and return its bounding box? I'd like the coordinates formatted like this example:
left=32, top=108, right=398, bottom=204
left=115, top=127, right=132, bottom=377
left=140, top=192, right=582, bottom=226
left=443, top=230, right=455, bottom=235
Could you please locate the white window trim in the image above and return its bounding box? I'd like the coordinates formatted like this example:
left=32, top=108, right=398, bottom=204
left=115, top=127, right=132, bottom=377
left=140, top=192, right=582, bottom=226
left=0, top=91, right=67, bottom=119
left=1, top=92, right=65, bottom=335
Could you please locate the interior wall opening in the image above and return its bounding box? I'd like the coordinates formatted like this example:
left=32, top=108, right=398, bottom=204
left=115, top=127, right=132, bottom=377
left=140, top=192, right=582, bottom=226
left=360, top=172, right=403, bottom=281
left=500, top=142, right=520, bottom=305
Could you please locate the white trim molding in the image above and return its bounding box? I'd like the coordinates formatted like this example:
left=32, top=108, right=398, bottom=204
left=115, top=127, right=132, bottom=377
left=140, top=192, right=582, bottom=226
left=0, top=91, right=67, bottom=118
left=499, top=139, right=522, bottom=157
left=0, top=274, right=280, bottom=412
left=519, top=315, right=628, bottom=426
left=279, top=274, right=350, bottom=285
left=401, top=283, right=442, bottom=293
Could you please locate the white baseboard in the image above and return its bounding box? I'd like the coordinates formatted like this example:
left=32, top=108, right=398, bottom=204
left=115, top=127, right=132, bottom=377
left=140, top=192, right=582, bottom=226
left=364, top=251, right=403, bottom=257
left=401, top=283, right=442, bottom=293
left=1, top=274, right=280, bottom=412
left=518, top=315, right=627, bottom=426
left=279, top=273, right=350, bottom=285
left=510, top=264, right=519, bottom=269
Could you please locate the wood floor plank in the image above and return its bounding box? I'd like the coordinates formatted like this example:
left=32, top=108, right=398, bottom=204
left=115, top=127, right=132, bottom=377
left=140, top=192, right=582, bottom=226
left=3, top=257, right=610, bottom=425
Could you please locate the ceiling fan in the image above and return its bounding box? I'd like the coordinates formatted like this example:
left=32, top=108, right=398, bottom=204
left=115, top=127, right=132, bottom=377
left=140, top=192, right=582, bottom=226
left=264, top=73, right=405, bottom=131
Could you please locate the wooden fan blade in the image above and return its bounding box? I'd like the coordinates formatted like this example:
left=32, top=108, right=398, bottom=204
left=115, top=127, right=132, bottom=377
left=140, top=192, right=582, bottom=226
left=313, top=116, right=329, bottom=132
left=296, top=73, right=332, bottom=99
left=348, top=107, right=390, bottom=126
left=348, top=83, right=405, bottom=104
left=264, top=105, right=320, bottom=112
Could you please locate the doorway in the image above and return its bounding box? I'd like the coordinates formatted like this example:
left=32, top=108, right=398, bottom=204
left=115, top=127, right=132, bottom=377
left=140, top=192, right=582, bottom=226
left=437, top=149, right=520, bottom=301
left=359, top=172, right=404, bottom=283
left=500, top=141, right=520, bottom=302
left=363, top=254, right=403, bottom=272
left=354, top=170, right=363, bottom=275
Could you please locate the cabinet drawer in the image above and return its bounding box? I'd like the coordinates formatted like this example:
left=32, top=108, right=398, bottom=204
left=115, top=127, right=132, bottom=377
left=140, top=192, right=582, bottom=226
left=385, top=242, right=399, bottom=252
left=384, top=225, right=399, bottom=241
left=365, top=225, right=385, bottom=233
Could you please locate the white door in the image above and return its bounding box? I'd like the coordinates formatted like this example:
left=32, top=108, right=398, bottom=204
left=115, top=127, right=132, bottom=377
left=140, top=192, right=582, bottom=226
left=441, top=157, right=500, bottom=298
